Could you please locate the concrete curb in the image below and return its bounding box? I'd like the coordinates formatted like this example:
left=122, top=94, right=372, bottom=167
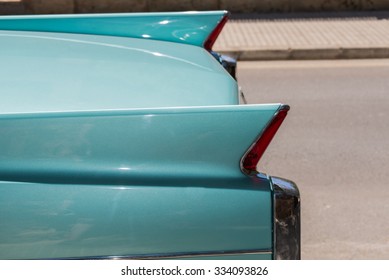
left=217, top=47, right=389, bottom=61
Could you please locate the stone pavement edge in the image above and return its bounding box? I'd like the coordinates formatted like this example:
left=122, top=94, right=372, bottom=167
left=213, top=12, right=389, bottom=60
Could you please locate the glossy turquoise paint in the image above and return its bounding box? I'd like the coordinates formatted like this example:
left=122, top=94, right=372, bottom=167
left=0, top=105, right=280, bottom=259
left=0, top=11, right=227, bottom=47
left=0, top=30, right=238, bottom=112
left=0, top=105, right=281, bottom=183
left=0, top=179, right=272, bottom=259
left=0, top=13, right=279, bottom=259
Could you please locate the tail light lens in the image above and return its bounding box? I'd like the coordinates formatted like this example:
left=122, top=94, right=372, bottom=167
left=204, top=14, right=229, bottom=51
left=241, top=105, right=290, bottom=174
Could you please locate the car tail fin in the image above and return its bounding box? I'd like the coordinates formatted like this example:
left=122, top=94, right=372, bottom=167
left=0, top=11, right=228, bottom=48
left=241, top=105, right=289, bottom=175
left=0, top=104, right=287, bottom=184
left=203, top=13, right=229, bottom=50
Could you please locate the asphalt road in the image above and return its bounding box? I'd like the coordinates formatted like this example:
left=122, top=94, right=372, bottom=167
left=238, top=59, right=389, bottom=259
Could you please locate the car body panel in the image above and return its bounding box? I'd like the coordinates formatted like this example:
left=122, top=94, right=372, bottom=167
left=0, top=105, right=281, bottom=183
left=0, top=105, right=279, bottom=259
left=0, top=30, right=238, bottom=113
left=0, top=178, right=272, bottom=259
left=0, top=11, right=227, bottom=47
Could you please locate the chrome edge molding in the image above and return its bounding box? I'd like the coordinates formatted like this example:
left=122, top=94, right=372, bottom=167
left=55, top=249, right=272, bottom=260
left=271, top=176, right=301, bottom=260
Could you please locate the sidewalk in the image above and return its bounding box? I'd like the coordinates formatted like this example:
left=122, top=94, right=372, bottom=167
left=213, top=12, right=389, bottom=60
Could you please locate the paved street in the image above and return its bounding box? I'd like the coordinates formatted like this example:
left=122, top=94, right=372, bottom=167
left=238, top=59, right=389, bottom=259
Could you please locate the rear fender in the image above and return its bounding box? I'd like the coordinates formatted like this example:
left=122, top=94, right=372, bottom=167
left=0, top=104, right=287, bottom=259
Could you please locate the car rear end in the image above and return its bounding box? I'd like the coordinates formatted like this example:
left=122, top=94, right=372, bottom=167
left=0, top=11, right=300, bottom=260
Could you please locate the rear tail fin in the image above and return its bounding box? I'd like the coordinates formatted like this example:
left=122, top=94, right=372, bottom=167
left=0, top=104, right=288, bottom=184
left=241, top=105, right=289, bottom=175
left=0, top=11, right=228, bottom=48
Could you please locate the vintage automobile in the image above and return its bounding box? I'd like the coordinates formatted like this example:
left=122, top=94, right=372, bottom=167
left=0, top=11, right=300, bottom=260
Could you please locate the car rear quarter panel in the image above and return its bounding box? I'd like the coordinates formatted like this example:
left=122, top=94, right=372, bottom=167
left=0, top=178, right=272, bottom=259
left=0, top=30, right=238, bottom=112
left=0, top=105, right=281, bottom=259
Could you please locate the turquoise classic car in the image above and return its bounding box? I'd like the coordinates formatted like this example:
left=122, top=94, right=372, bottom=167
left=0, top=11, right=300, bottom=260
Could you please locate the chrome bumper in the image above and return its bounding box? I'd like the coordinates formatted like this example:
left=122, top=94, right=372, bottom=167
left=271, top=176, right=301, bottom=260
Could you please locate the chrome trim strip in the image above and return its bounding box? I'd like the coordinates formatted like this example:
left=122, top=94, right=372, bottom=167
left=55, top=249, right=272, bottom=260
left=271, top=176, right=301, bottom=260
left=239, top=88, right=248, bottom=104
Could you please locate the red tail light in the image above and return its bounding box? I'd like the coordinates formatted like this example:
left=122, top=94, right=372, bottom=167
left=204, top=14, right=229, bottom=50
left=241, top=105, right=290, bottom=174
